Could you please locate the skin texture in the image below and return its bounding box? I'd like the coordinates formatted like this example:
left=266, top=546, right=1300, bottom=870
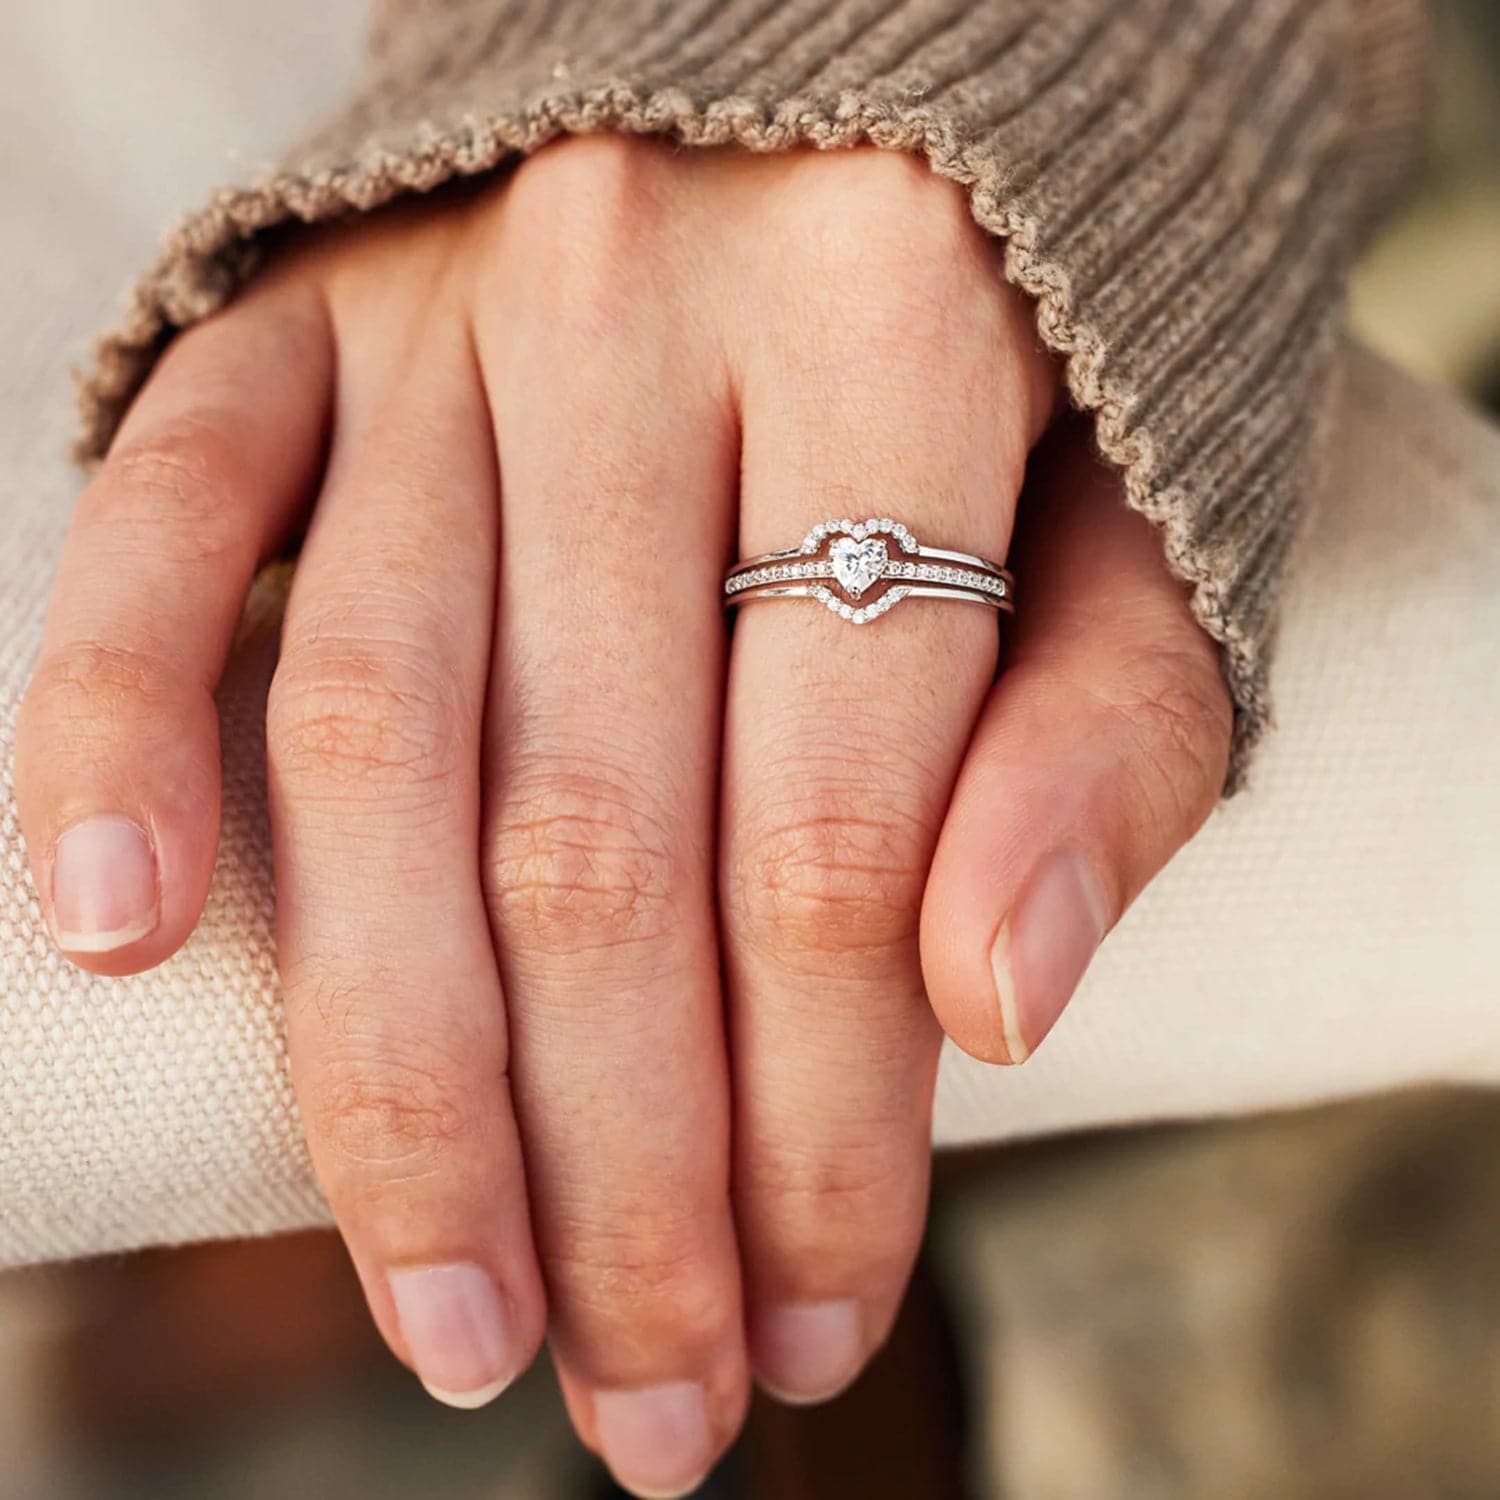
left=14, top=139, right=1230, bottom=1498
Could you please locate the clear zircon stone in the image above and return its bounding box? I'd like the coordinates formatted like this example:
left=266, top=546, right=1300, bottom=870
left=829, top=535, right=888, bottom=599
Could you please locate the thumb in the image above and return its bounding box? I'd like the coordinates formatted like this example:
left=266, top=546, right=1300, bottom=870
left=921, top=430, right=1234, bottom=1064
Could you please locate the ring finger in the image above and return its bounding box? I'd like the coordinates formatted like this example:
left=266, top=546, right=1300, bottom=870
left=720, top=155, right=1053, bottom=1402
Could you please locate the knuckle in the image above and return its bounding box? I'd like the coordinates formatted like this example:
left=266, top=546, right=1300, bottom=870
left=1105, top=645, right=1233, bottom=832
left=752, top=1144, right=921, bottom=1286
left=790, top=150, right=976, bottom=285
left=521, top=130, right=658, bottom=184
left=485, top=767, right=690, bottom=956
left=546, top=1223, right=732, bottom=1355
left=506, top=136, right=670, bottom=330
left=305, top=1047, right=477, bottom=1185
left=268, top=633, right=469, bottom=795
left=776, top=153, right=1015, bottom=386
left=24, top=641, right=185, bottom=737
left=286, top=959, right=500, bottom=1191
left=730, top=783, right=926, bottom=966
left=90, top=420, right=255, bottom=567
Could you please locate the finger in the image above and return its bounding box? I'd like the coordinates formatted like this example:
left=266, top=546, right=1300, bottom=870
left=267, top=307, right=545, bottom=1409
left=921, top=425, right=1234, bottom=1064
left=477, top=139, right=746, bottom=1500
left=15, top=280, right=332, bottom=972
left=720, top=153, right=1053, bottom=1404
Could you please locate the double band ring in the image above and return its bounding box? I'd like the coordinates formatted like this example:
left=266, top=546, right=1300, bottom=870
left=724, top=517, right=1013, bottom=626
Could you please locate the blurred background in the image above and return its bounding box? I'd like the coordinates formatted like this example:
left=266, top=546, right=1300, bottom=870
left=1, top=2, right=1497, bottom=1497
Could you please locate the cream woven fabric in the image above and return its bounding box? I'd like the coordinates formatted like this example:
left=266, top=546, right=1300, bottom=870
left=1, top=3, right=1495, bottom=1267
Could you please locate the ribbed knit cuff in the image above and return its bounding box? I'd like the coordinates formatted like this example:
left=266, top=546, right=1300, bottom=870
left=75, top=0, right=1431, bottom=789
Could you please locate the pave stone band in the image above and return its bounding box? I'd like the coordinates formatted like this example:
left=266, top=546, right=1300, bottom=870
left=724, top=517, right=1013, bottom=626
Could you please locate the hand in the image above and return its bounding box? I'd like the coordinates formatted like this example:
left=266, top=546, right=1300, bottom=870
left=15, top=138, right=1230, bottom=1496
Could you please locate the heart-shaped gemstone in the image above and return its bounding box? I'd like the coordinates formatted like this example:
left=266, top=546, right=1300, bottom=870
left=829, top=535, right=888, bottom=599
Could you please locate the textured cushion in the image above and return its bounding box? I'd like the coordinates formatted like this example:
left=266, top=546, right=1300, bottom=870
left=0, top=1, right=1495, bottom=1268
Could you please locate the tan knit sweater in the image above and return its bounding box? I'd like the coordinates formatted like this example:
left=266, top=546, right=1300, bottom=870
left=76, top=0, right=1428, bottom=785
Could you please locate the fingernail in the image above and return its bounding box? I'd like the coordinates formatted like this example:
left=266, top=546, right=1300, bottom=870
left=990, top=849, right=1110, bottom=1064
left=388, top=1263, right=520, bottom=1409
left=755, top=1299, right=864, bottom=1405
left=50, top=815, right=159, bottom=953
left=592, top=1381, right=713, bottom=1499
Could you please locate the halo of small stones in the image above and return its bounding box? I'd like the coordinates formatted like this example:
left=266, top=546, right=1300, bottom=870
left=800, top=517, right=918, bottom=555
left=810, top=583, right=910, bottom=625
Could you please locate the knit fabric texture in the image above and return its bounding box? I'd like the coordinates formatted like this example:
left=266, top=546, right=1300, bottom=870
left=75, top=0, right=1429, bottom=784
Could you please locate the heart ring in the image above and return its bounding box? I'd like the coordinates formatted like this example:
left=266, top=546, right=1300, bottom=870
left=723, top=517, right=1013, bottom=626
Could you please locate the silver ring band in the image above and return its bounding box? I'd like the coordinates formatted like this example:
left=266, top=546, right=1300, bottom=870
left=724, top=517, right=1013, bottom=626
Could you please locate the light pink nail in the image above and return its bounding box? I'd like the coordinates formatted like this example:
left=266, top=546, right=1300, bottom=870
left=388, top=1263, right=520, bottom=1409
left=592, top=1381, right=713, bottom=1499
left=990, top=849, right=1111, bottom=1063
left=50, top=815, right=159, bottom=953
left=755, top=1300, right=864, bottom=1405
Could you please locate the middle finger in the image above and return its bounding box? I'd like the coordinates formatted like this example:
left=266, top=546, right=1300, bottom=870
left=477, top=141, right=747, bottom=1500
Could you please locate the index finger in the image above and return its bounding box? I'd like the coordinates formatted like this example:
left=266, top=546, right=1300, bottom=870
left=15, top=281, right=333, bottom=972
left=719, top=154, right=1052, bottom=1403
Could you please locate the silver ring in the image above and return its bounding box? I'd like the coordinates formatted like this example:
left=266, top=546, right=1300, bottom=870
left=724, top=517, right=1014, bottom=626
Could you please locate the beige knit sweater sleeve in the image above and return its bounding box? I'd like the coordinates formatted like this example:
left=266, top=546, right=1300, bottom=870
left=78, top=0, right=1427, bottom=775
